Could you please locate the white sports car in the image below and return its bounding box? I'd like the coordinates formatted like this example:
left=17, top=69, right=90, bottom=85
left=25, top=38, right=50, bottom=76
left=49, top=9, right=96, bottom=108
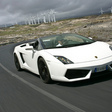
left=14, top=33, right=112, bottom=83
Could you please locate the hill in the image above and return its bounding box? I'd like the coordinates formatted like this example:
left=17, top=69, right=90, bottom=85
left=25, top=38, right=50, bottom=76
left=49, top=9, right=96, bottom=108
left=0, top=13, right=112, bottom=46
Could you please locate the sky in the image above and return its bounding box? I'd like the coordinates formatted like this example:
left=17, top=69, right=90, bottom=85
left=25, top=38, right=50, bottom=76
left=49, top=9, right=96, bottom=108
left=0, top=0, right=112, bottom=25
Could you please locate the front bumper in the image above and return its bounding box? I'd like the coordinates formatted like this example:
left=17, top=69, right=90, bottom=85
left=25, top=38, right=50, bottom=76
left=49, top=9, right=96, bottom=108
left=49, top=56, right=112, bottom=82
left=65, top=63, right=112, bottom=80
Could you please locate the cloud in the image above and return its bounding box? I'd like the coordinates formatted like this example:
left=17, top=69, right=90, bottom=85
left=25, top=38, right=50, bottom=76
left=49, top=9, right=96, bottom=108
left=0, top=0, right=112, bottom=25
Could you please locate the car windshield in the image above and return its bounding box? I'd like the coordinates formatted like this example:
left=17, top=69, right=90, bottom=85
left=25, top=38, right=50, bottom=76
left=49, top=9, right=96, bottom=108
left=40, top=33, right=95, bottom=49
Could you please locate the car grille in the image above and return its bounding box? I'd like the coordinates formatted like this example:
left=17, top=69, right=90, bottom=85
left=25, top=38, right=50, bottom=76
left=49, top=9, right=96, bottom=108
left=65, top=69, right=90, bottom=79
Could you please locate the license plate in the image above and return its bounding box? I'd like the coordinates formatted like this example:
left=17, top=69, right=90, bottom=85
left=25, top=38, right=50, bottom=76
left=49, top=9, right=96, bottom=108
left=95, top=66, right=106, bottom=73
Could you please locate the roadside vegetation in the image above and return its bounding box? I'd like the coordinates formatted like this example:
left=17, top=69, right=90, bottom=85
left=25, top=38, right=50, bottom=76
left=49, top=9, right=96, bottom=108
left=0, top=13, right=112, bottom=46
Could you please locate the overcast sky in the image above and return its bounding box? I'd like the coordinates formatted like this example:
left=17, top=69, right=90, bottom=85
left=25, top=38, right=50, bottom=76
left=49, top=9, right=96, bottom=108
left=0, top=0, right=112, bottom=25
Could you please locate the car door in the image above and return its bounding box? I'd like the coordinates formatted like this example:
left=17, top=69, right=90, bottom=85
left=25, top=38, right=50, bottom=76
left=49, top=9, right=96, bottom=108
left=22, top=42, right=40, bottom=74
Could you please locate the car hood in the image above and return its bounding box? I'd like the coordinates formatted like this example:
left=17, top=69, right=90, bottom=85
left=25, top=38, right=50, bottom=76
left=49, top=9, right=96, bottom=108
left=45, top=42, right=112, bottom=63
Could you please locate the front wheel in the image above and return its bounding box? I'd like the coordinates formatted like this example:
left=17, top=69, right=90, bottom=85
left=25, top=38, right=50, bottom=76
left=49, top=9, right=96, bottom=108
left=14, top=53, right=22, bottom=71
left=38, top=58, right=52, bottom=84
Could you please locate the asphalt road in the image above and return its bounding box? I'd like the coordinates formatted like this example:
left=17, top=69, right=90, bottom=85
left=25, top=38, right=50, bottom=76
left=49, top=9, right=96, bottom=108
left=0, top=43, right=112, bottom=112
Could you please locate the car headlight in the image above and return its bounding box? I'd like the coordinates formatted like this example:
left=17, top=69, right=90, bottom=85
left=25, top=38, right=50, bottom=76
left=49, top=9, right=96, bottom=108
left=109, top=46, right=112, bottom=50
left=54, top=56, right=74, bottom=64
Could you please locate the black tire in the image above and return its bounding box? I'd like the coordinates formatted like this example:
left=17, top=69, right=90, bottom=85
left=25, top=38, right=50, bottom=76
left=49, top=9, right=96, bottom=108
left=38, top=58, right=52, bottom=84
left=14, top=53, right=22, bottom=71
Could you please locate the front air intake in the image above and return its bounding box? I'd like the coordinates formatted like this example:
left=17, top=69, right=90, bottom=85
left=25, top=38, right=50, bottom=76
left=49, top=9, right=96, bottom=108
left=65, top=69, right=90, bottom=79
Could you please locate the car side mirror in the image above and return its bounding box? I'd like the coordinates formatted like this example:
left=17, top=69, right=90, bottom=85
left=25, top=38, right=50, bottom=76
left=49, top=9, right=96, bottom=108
left=26, top=46, right=33, bottom=50
left=25, top=46, right=36, bottom=53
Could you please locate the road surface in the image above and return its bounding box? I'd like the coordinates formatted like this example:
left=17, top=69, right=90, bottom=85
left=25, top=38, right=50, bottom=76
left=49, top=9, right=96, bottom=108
left=0, top=43, right=112, bottom=112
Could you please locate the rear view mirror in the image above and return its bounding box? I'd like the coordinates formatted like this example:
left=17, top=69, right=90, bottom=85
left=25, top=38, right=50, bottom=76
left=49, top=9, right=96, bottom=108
left=88, top=37, right=93, bottom=40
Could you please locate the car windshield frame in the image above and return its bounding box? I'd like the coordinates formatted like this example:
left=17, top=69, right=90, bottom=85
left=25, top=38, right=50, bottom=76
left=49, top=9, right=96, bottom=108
left=39, top=33, right=95, bottom=49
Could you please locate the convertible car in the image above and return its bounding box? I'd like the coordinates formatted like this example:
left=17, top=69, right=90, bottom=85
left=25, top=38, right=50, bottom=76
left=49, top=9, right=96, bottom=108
left=14, top=33, right=112, bottom=83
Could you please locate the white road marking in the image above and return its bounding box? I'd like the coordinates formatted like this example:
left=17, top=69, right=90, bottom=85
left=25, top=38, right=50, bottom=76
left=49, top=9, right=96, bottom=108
left=0, top=63, right=86, bottom=112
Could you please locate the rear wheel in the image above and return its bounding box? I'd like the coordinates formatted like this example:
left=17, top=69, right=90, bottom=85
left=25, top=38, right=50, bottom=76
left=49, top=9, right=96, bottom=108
left=38, top=58, right=52, bottom=84
left=14, top=53, right=22, bottom=71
